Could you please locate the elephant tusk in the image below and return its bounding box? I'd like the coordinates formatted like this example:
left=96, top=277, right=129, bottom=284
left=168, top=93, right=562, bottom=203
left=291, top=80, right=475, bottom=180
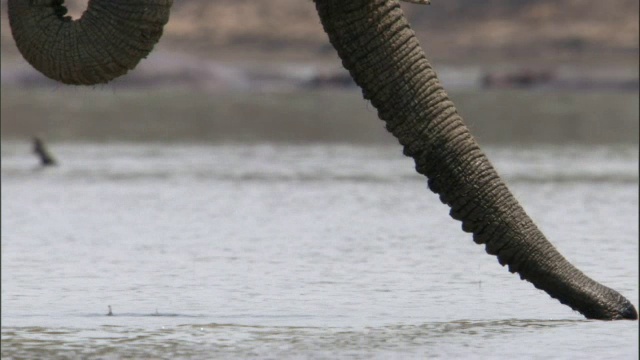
left=400, top=0, right=431, bottom=4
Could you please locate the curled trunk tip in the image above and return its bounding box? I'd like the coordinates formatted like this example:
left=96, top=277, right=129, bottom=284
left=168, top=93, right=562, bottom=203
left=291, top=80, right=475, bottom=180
left=8, top=0, right=173, bottom=85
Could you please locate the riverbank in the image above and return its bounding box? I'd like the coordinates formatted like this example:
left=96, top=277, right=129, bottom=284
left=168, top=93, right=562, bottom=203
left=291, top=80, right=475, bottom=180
left=2, top=49, right=638, bottom=93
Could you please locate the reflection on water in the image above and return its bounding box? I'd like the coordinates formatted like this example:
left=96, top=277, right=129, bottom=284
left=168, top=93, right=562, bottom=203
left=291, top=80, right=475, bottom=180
left=0, top=319, right=630, bottom=359
left=1, top=142, right=638, bottom=359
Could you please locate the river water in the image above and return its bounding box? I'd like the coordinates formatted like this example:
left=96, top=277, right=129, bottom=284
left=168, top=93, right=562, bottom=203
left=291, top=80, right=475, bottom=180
left=1, top=142, right=638, bottom=359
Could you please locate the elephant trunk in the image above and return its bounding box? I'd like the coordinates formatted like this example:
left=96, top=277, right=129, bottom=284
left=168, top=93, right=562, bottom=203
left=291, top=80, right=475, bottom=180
left=8, top=0, right=172, bottom=85
left=314, top=0, right=637, bottom=320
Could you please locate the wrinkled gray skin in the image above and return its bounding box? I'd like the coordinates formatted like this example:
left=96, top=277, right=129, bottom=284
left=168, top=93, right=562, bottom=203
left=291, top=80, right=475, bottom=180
left=8, top=0, right=637, bottom=320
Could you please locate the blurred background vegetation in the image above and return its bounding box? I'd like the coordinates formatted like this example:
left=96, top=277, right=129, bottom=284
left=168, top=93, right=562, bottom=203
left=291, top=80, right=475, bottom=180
left=1, top=0, right=638, bottom=145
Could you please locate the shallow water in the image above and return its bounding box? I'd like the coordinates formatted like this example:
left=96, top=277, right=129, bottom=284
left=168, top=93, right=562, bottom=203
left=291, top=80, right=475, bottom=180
left=1, top=142, right=638, bottom=359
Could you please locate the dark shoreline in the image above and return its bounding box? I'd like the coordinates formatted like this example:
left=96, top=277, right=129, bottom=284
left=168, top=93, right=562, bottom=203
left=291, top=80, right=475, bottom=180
left=2, top=50, right=638, bottom=93
left=2, top=86, right=637, bottom=145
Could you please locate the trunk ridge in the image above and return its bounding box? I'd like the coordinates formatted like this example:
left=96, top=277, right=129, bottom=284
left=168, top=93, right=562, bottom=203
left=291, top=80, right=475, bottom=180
left=314, top=0, right=637, bottom=320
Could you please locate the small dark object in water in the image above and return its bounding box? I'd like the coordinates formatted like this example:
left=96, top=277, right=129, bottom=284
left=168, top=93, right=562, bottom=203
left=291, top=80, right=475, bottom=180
left=107, top=305, right=113, bottom=316
left=32, top=137, right=57, bottom=166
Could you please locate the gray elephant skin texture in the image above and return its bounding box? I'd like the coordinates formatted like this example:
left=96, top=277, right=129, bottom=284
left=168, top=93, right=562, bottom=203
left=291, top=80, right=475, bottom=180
left=7, top=0, right=637, bottom=320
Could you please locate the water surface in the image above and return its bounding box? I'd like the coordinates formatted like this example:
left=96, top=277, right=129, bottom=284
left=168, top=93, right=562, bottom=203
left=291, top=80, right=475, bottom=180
left=2, top=142, right=638, bottom=359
